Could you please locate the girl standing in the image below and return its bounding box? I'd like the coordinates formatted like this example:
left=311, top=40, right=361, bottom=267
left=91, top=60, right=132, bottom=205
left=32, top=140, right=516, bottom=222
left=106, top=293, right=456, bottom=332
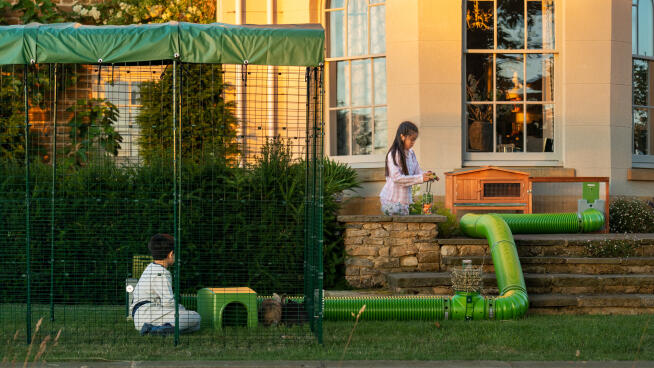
left=379, top=121, right=438, bottom=216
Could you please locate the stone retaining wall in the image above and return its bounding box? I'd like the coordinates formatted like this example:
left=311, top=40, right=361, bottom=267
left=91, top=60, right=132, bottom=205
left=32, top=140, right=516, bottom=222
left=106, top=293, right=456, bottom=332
left=338, top=215, right=446, bottom=288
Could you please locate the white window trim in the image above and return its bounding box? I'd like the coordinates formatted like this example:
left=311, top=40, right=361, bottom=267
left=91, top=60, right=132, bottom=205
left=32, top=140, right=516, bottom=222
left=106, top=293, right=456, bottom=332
left=324, top=0, right=387, bottom=162
left=632, top=1, right=654, bottom=166
left=462, top=0, right=561, bottom=164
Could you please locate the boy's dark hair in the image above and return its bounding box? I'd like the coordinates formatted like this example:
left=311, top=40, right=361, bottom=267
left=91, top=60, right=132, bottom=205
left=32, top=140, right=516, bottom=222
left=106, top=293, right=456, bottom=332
left=148, top=233, right=175, bottom=260
left=385, top=121, right=419, bottom=177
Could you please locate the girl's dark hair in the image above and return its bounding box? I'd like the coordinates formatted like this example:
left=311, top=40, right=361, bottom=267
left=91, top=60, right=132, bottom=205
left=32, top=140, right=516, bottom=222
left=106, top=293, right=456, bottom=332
left=385, top=121, right=419, bottom=177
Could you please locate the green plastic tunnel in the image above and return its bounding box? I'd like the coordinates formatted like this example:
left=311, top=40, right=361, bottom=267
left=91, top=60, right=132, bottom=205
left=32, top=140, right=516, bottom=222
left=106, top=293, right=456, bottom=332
left=320, top=209, right=604, bottom=321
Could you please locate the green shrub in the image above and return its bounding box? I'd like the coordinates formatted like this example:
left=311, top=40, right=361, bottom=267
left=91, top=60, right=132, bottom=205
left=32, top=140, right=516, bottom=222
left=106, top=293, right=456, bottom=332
left=322, top=158, right=360, bottom=289
left=0, top=140, right=359, bottom=303
left=609, top=197, right=654, bottom=233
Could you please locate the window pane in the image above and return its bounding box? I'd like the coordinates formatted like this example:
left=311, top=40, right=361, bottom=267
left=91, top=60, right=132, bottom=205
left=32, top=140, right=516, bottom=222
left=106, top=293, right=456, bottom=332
left=373, top=107, right=387, bottom=154
left=370, top=4, right=386, bottom=54
left=526, top=104, right=554, bottom=152
left=496, top=54, right=524, bottom=101
left=331, top=61, right=350, bottom=107
left=633, top=59, right=648, bottom=106
left=638, top=0, right=654, bottom=56
left=467, top=104, right=493, bottom=152
left=496, top=104, right=524, bottom=152
left=633, top=4, right=638, bottom=54
left=336, top=110, right=350, bottom=155
left=373, top=58, right=386, bottom=104
left=466, top=53, right=493, bottom=101
left=348, top=0, right=368, bottom=56
left=526, top=53, right=554, bottom=101
left=498, top=0, right=525, bottom=49
left=466, top=0, right=494, bottom=49
left=369, top=0, right=385, bottom=4
left=634, top=108, right=648, bottom=155
left=528, top=0, right=555, bottom=49
left=329, top=0, right=344, bottom=8
left=352, top=108, right=372, bottom=155
left=328, top=10, right=345, bottom=57
left=351, top=59, right=371, bottom=106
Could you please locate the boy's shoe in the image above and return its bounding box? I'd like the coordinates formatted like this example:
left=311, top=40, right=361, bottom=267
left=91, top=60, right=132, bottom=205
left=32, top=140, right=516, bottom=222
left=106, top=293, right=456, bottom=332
left=140, top=323, right=153, bottom=336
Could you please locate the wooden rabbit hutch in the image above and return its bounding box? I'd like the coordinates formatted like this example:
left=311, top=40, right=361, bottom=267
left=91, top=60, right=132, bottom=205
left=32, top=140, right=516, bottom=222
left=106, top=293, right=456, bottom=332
left=445, top=167, right=532, bottom=216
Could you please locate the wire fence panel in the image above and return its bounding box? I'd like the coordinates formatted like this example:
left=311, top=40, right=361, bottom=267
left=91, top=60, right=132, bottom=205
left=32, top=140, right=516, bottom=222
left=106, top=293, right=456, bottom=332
left=0, top=61, right=324, bottom=347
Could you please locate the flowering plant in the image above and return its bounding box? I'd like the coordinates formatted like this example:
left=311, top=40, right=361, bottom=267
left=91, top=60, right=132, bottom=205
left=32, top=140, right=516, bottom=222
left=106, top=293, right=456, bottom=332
left=70, top=0, right=215, bottom=25
left=609, top=197, right=654, bottom=233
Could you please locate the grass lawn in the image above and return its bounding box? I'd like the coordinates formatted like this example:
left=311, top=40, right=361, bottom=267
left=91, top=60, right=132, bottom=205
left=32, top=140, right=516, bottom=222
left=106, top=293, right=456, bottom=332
left=1, top=304, right=653, bottom=362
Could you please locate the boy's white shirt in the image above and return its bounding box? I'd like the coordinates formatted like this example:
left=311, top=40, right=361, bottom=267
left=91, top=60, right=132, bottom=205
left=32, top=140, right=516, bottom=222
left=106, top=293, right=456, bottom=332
left=130, top=263, right=184, bottom=312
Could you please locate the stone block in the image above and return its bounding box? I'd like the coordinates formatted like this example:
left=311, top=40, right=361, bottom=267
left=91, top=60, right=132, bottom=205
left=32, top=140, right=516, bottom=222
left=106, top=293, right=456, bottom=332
left=386, top=237, right=414, bottom=246
left=371, top=229, right=390, bottom=238
left=390, top=222, right=408, bottom=231
left=345, top=276, right=364, bottom=288
left=344, top=237, right=364, bottom=246
left=378, top=247, right=390, bottom=257
left=400, top=256, right=419, bottom=267
left=420, top=223, right=437, bottom=231
left=345, top=266, right=360, bottom=276
left=417, top=263, right=440, bottom=271
left=362, top=223, right=382, bottom=230
left=441, top=245, right=458, bottom=256
left=408, top=223, right=421, bottom=230
left=360, top=267, right=379, bottom=276
left=416, top=242, right=440, bottom=252
left=347, top=247, right=379, bottom=256
left=346, top=229, right=370, bottom=237
left=374, top=257, right=400, bottom=269
left=417, top=252, right=440, bottom=263
left=390, top=245, right=418, bottom=257
left=364, top=237, right=385, bottom=246
left=392, top=230, right=417, bottom=239
left=345, top=257, right=373, bottom=267
left=344, top=223, right=363, bottom=229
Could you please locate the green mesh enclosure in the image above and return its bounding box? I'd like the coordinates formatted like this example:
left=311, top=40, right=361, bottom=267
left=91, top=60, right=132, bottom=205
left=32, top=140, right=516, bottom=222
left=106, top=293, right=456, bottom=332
left=0, top=61, right=324, bottom=346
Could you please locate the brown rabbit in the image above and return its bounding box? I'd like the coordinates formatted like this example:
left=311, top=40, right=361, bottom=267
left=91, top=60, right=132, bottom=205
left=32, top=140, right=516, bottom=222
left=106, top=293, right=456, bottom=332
left=260, top=293, right=282, bottom=327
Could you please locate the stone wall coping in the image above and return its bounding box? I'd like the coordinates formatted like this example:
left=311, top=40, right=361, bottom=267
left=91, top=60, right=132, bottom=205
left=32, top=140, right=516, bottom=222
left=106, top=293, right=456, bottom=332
left=337, top=214, right=447, bottom=223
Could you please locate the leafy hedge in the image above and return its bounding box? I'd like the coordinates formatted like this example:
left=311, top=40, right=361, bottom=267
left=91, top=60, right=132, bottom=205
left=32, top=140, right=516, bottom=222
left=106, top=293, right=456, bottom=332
left=0, top=141, right=359, bottom=304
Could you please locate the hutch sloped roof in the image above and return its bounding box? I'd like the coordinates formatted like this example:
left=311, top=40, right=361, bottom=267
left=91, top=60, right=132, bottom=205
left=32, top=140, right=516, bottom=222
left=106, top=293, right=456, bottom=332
left=0, top=22, right=324, bottom=66
left=445, top=166, right=530, bottom=177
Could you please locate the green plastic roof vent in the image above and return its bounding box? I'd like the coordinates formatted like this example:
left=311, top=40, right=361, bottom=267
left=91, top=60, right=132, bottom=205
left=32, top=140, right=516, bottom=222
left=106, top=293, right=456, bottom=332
left=582, top=182, right=600, bottom=203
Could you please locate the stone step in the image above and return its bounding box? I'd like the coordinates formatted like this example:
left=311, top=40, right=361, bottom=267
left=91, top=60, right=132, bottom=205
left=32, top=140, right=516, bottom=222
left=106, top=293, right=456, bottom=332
left=386, top=272, right=654, bottom=295
left=439, top=234, right=654, bottom=258
left=528, top=294, right=654, bottom=315
left=441, top=256, right=654, bottom=274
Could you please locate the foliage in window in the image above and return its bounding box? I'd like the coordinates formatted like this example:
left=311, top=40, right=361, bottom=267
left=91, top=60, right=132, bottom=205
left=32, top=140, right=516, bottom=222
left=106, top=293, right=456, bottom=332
left=465, top=0, right=555, bottom=154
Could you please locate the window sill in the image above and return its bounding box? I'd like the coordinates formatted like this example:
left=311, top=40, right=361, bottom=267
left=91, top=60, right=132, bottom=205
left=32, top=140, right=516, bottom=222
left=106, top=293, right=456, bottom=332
left=628, top=168, right=654, bottom=181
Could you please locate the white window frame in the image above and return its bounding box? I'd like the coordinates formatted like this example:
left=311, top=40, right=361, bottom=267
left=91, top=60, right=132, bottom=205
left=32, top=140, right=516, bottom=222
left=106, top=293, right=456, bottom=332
left=324, top=0, right=387, bottom=168
left=463, top=0, right=561, bottom=167
left=632, top=0, right=654, bottom=168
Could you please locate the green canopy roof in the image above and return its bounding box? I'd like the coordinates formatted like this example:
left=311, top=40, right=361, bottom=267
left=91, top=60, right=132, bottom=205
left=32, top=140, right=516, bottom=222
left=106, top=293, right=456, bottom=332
left=0, top=22, right=324, bottom=66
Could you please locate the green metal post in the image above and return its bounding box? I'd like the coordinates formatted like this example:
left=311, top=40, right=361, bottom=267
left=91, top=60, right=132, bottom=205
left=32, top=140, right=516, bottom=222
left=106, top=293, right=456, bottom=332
left=50, top=64, right=57, bottom=322
left=24, top=66, right=31, bottom=344
left=314, top=66, right=324, bottom=344
left=303, top=66, right=312, bottom=332
left=172, top=59, right=180, bottom=346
